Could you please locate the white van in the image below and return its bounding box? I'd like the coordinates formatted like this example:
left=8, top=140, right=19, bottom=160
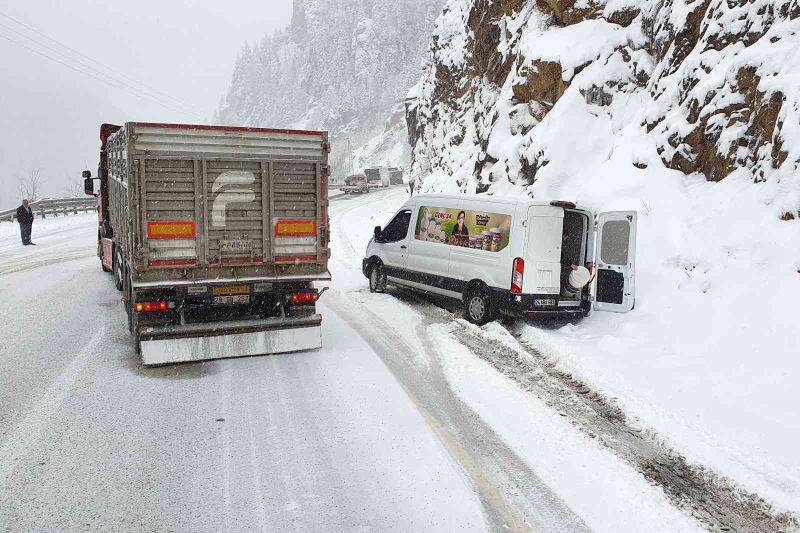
left=362, top=194, right=636, bottom=325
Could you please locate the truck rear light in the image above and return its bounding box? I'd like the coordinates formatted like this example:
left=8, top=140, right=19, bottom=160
left=135, top=301, right=170, bottom=313
left=511, top=258, right=524, bottom=294
left=291, top=292, right=318, bottom=303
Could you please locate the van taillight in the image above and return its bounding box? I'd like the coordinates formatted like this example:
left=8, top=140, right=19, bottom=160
left=511, top=258, right=524, bottom=294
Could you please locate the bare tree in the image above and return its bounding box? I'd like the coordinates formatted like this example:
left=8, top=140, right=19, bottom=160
left=63, top=178, right=84, bottom=198
left=18, top=168, right=43, bottom=202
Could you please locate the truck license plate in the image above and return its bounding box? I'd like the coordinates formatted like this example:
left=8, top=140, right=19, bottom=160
left=212, top=295, right=250, bottom=306
left=220, top=240, right=252, bottom=253
left=534, top=298, right=557, bottom=307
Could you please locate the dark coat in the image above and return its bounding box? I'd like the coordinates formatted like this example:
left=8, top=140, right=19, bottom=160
left=451, top=223, right=469, bottom=237
left=16, top=205, right=34, bottom=224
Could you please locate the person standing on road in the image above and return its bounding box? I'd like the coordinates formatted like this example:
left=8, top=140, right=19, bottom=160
left=408, top=178, right=415, bottom=197
left=16, top=199, right=36, bottom=246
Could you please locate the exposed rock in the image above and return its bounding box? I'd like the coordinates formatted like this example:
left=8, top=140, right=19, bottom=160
left=512, top=60, right=566, bottom=105
left=408, top=0, right=798, bottom=188
left=607, top=6, right=640, bottom=27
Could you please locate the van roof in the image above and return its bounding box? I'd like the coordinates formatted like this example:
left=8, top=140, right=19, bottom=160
left=410, top=193, right=568, bottom=208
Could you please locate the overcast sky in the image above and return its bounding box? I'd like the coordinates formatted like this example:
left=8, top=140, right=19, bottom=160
left=0, top=0, right=293, bottom=210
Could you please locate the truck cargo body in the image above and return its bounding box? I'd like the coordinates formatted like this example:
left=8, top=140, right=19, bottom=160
left=90, top=122, right=331, bottom=365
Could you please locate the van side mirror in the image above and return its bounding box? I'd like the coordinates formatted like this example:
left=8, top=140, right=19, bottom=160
left=374, top=226, right=384, bottom=243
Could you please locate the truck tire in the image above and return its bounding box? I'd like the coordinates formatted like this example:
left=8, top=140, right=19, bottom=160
left=464, top=287, right=494, bottom=326
left=368, top=263, right=387, bottom=293
left=98, top=228, right=112, bottom=272
left=113, top=248, right=124, bottom=291
left=125, top=272, right=138, bottom=335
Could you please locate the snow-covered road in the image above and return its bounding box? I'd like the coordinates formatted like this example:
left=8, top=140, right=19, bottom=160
left=2, top=190, right=769, bottom=532
left=0, top=207, right=489, bottom=532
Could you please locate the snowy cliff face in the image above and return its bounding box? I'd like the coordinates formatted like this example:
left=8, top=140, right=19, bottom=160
left=407, top=0, right=799, bottom=205
left=406, top=1, right=800, bottom=510
left=217, top=0, right=444, bottom=176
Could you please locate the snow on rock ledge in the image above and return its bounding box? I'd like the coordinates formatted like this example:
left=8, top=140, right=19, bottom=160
left=406, top=0, right=800, bottom=514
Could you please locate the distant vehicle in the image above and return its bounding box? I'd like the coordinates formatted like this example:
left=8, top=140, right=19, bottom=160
left=365, top=166, right=404, bottom=187
left=363, top=194, right=636, bottom=325
left=84, top=122, right=331, bottom=365
left=365, top=168, right=382, bottom=187
left=342, top=173, right=370, bottom=194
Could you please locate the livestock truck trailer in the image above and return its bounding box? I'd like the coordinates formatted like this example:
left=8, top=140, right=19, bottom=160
left=84, top=122, right=331, bottom=365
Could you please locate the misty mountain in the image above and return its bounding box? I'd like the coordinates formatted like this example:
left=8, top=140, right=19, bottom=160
left=217, top=0, right=445, bottom=176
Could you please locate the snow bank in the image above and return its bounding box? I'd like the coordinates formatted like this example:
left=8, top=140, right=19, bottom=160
left=406, top=0, right=800, bottom=512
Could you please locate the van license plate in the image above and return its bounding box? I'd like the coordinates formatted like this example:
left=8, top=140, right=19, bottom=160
left=212, top=295, right=250, bottom=306
left=220, top=240, right=252, bottom=252
left=534, top=298, right=556, bottom=307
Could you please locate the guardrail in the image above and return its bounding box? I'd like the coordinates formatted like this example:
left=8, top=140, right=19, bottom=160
left=0, top=197, right=97, bottom=223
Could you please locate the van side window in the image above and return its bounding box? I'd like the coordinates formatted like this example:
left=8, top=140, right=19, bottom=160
left=383, top=210, right=412, bottom=243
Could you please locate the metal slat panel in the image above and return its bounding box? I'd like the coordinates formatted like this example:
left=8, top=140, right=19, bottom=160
left=145, top=194, right=198, bottom=201
left=147, top=203, right=196, bottom=211
left=206, top=161, right=262, bottom=171
left=146, top=182, right=195, bottom=190
left=274, top=202, right=317, bottom=210
left=132, top=126, right=325, bottom=161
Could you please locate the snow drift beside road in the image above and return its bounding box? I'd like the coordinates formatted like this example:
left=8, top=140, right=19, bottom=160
left=407, top=0, right=800, bottom=513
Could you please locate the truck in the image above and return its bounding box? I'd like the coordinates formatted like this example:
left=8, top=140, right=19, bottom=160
left=83, top=122, right=331, bottom=366
left=365, top=166, right=404, bottom=187
left=341, top=173, right=370, bottom=194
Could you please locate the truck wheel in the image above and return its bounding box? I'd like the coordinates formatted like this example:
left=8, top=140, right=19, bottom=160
left=125, top=274, right=137, bottom=334
left=99, top=228, right=112, bottom=272
left=464, top=288, right=494, bottom=326
left=369, top=264, right=387, bottom=293
left=113, top=249, right=124, bottom=291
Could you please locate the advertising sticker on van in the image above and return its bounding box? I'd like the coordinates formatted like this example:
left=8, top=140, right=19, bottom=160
left=415, top=206, right=511, bottom=252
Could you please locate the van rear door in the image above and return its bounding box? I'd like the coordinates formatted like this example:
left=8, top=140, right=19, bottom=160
left=592, top=211, right=637, bottom=312
left=525, top=205, right=563, bottom=295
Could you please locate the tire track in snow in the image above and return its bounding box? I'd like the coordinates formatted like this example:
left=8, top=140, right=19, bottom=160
left=381, top=289, right=798, bottom=531
left=0, top=249, right=94, bottom=277
left=325, top=290, right=590, bottom=533
left=454, top=322, right=799, bottom=533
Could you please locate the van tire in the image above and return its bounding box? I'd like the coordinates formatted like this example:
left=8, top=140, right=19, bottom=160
left=464, top=288, right=494, bottom=326
left=369, top=263, right=387, bottom=293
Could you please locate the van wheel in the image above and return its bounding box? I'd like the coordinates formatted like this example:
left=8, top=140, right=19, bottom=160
left=369, top=264, right=387, bottom=293
left=464, top=289, right=494, bottom=326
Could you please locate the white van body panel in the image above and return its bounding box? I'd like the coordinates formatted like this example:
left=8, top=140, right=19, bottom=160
left=448, top=197, right=518, bottom=291
left=525, top=205, right=564, bottom=295
left=407, top=199, right=455, bottom=280
left=363, top=194, right=637, bottom=318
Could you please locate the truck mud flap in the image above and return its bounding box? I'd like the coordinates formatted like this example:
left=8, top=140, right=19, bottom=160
left=139, top=315, right=322, bottom=366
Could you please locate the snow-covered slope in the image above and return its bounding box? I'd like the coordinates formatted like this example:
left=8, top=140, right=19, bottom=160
left=217, top=0, right=444, bottom=176
left=406, top=0, right=800, bottom=513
